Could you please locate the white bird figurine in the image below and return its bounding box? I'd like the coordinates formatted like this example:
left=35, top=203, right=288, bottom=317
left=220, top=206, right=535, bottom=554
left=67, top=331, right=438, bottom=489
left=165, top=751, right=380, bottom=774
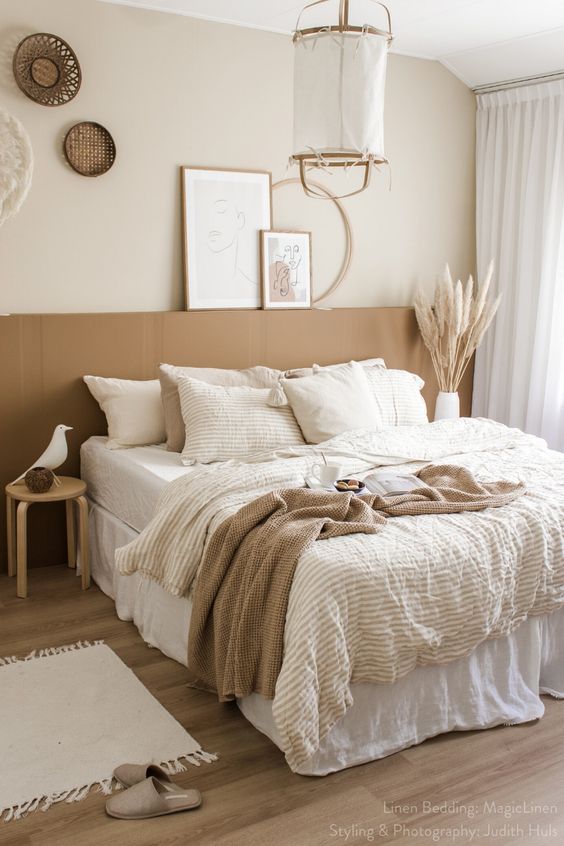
left=12, top=424, right=73, bottom=485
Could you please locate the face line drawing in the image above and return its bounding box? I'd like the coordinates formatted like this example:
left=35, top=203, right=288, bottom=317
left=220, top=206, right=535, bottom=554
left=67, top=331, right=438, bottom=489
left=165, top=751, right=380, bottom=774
left=274, top=242, right=303, bottom=294
left=207, top=198, right=246, bottom=252
left=205, top=197, right=255, bottom=286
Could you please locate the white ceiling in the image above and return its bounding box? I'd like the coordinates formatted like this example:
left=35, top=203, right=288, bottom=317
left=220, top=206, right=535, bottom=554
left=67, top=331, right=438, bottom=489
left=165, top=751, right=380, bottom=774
left=99, top=0, right=564, bottom=88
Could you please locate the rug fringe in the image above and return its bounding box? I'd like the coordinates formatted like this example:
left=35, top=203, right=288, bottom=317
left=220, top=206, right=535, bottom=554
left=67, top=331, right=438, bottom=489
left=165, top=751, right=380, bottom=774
left=1, top=777, right=112, bottom=823
left=2, top=750, right=219, bottom=821
left=160, top=749, right=218, bottom=773
left=2, top=751, right=218, bottom=822
left=97, top=778, right=115, bottom=795
left=0, top=639, right=105, bottom=667
left=193, top=749, right=219, bottom=764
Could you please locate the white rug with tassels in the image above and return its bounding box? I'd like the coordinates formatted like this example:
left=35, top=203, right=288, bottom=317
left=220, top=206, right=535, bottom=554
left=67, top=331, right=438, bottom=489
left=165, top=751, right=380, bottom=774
left=0, top=640, right=216, bottom=823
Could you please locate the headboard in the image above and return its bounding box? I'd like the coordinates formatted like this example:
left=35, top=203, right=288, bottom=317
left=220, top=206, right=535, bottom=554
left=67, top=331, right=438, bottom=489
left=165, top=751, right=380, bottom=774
left=0, top=309, right=474, bottom=571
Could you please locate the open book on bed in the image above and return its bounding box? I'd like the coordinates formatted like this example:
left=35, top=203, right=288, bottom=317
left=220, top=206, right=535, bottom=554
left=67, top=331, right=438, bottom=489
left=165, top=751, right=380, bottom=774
left=363, top=472, right=428, bottom=497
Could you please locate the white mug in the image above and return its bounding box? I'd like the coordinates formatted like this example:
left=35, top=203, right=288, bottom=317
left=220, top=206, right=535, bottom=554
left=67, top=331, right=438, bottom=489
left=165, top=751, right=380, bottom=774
left=312, top=463, right=342, bottom=486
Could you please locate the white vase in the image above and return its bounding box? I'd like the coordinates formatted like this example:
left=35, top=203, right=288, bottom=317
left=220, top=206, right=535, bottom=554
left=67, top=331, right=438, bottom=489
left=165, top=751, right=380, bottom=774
left=434, top=391, right=460, bottom=421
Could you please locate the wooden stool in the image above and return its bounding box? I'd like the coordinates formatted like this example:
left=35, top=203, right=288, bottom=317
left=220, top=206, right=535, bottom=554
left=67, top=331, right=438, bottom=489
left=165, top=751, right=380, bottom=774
left=5, top=477, right=90, bottom=598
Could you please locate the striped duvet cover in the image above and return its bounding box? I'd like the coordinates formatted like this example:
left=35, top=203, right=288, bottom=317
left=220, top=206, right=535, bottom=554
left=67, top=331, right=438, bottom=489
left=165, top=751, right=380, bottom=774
left=116, top=418, right=564, bottom=771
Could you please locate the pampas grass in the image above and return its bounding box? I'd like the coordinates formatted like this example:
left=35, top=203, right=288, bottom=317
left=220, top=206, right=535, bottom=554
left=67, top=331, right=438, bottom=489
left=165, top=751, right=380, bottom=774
left=415, top=261, right=501, bottom=393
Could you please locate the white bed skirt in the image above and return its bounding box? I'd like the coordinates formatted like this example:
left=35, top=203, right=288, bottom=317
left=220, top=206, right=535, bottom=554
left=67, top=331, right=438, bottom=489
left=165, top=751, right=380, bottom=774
left=89, top=500, right=564, bottom=777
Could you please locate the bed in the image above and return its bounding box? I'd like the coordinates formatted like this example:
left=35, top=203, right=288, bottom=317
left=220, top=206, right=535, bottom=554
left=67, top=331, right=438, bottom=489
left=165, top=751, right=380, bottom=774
left=81, top=423, right=564, bottom=777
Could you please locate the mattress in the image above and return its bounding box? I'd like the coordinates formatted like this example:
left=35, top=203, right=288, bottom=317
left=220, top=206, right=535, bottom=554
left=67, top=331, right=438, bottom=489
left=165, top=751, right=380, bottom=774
left=81, top=436, right=194, bottom=532
left=88, top=495, right=564, bottom=777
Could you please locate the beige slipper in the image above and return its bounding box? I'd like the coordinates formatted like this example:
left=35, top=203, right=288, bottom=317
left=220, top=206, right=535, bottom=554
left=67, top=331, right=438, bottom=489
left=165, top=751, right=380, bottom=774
left=106, top=776, right=202, bottom=820
left=113, top=762, right=174, bottom=789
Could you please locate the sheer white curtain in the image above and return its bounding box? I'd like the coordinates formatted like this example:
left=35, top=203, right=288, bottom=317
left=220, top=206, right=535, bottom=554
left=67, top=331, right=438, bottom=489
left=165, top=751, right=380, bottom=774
left=472, top=80, right=564, bottom=451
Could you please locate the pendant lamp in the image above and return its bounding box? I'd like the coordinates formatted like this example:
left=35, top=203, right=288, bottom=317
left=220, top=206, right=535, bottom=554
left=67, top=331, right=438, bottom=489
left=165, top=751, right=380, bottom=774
left=292, top=0, right=392, bottom=198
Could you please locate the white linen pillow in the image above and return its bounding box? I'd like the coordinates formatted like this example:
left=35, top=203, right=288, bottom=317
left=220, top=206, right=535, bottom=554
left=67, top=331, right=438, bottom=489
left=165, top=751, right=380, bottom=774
left=280, top=361, right=382, bottom=444
left=178, top=377, right=305, bottom=464
left=159, top=363, right=282, bottom=453
left=363, top=368, right=428, bottom=426
left=83, top=375, right=166, bottom=450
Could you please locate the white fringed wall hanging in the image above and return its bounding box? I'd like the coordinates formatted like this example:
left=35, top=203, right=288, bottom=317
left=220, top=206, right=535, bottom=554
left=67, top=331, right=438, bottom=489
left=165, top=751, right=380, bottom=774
left=0, top=107, right=33, bottom=227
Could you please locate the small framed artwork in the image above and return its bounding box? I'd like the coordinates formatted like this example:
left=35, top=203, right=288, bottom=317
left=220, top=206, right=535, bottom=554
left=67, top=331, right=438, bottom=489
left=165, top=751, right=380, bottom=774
left=260, top=230, right=312, bottom=310
left=182, top=166, right=272, bottom=310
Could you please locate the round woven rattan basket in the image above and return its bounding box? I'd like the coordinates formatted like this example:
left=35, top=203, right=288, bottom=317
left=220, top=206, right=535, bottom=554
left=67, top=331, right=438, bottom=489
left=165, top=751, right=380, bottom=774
left=64, top=122, right=116, bottom=177
left=13, top=32, right=81, bottom=107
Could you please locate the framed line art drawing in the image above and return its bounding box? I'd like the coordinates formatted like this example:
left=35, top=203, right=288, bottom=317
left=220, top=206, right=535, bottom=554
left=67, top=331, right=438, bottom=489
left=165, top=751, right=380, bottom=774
left=182, top=166, right=272, bottom=310
left=260, top=230, right=312, bottom=309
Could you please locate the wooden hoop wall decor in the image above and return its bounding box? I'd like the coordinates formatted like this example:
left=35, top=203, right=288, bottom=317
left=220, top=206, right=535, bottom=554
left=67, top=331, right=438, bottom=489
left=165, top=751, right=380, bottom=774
left=13, top=33, right=81, bottom=107
left=64, top=122, right=116, bottom=177
left=272, top=177, right=353, bottom=305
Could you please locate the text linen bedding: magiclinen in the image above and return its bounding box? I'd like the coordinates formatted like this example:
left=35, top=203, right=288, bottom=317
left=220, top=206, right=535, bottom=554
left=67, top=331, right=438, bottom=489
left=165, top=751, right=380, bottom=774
left=116, top=418, right=564, bottom=771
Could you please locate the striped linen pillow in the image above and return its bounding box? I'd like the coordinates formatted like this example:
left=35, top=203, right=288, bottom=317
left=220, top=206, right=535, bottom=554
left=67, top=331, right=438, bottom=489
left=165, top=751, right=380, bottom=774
left=159, top=363, right=282, bottom=453
left=362, top=368, right=428, bottom=426
left=178, top=376, right=305, bottom=465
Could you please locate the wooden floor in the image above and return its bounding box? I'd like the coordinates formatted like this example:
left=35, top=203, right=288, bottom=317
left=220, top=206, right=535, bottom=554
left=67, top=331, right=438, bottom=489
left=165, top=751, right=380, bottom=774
left=1, top=567, right=563, bottom=846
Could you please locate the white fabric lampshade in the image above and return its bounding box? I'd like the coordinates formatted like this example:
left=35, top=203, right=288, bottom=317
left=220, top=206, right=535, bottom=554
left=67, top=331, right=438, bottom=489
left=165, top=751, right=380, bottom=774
left=293, top=30, right=388, bottom=163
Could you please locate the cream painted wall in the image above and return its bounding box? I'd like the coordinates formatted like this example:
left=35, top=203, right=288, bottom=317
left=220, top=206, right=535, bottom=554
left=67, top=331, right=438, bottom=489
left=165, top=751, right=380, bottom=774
left=0, top=0, right=476, bottom=313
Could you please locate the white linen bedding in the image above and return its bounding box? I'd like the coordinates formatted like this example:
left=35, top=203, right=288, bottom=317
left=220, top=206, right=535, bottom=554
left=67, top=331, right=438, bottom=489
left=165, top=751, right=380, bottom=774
left=88, top=500, right=564, bottom=776
left=81, top=436, right=193, bottom=531
left=115, top=418, right=564, bottom=772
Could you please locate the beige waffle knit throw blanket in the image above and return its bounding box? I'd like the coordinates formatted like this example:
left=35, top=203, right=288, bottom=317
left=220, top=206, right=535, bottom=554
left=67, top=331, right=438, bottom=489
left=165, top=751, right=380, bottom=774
left=187, top=464, right=525, bottom=702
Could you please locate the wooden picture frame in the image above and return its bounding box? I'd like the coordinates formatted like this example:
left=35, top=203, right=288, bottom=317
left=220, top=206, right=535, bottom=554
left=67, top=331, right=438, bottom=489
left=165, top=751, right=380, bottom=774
left=260, top=229, right=312, bottom=310
left=181, top=166, right=272, bottom=310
